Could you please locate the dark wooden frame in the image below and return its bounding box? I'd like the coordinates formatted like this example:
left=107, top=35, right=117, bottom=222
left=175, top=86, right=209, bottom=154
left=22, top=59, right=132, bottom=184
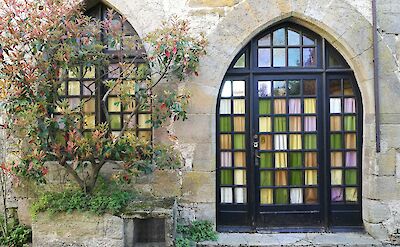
left=216, top=22, right=363, bottom=232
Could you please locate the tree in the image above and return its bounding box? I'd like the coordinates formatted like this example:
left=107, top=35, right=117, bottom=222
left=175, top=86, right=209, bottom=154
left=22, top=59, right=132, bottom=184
left=0, top=0, right=207, bottom=194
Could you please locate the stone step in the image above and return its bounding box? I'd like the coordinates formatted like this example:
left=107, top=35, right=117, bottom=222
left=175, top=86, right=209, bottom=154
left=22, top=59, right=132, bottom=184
left=197, top=232, right=384, bottom=246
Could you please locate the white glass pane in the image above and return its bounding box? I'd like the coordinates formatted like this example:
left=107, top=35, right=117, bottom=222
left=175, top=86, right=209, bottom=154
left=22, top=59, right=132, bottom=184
left=220, top=99, right=231, bottom=114
left=221, top=188, right=233, bottom=203
left=221, top=152, right=232, bottom=167
left=330, top=98, right=342, bottom=113
left=235, top=188, right=247, bottom=203
left=233, top=81, right=245, bottom=96
left=290, top=188, right=303, bottom=204
left=258, top=81, right=271, bottom=97
left=274, top=134, right=287, bottom=150
left=221, top=81, right=232, bottom=97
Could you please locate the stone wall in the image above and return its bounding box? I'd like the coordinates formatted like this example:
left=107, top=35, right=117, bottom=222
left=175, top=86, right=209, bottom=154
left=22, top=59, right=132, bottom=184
left=1, top=0, right=400, bottom=245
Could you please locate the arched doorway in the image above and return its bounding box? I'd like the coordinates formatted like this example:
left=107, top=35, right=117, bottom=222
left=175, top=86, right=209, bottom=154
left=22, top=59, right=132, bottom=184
left=216, top=22, right=363, bottom=231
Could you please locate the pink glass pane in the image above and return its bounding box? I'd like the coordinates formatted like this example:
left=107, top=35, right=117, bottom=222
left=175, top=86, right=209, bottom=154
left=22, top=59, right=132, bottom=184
left=344, top=98, right=356, bottom=113
left=304, top=116, right=317, bottom=131
left=331, top=187, right=343, bottom=202
left=345, top=151, right=357, bottom=167
left=289, top=99, right=301, bottom=114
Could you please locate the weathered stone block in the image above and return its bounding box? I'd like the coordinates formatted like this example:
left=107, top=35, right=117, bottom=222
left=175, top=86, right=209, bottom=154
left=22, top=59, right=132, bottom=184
left=182, top=171, right=215, bottom=203
left=152, top=170, right=181, bottom=197
left=363, top=199, right=390, bottom=224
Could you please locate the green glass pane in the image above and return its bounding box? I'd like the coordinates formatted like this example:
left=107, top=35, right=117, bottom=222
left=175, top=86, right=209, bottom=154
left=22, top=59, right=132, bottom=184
left=260, top=153, right=273, bottom=168
left=220, top=170, right=233, bottom=185
left=344, top=116, right=356, bottom=131
left=274, top=117, right=287, bottom=132
left=275, top=188, right=288, bottom=204
left=259, top=100, right=271, bottom=115
left=220, top=117, right=231, bottom=132
left=289, top=152, right=302, bottom=168
left=234, top=134, right=245, bottom=149
left=290, top=171, right=303, bottom=186
left=305, top=134, right=317, bottom=149
left=110, top=115, right=121, bottom=129
left=233, top=53, right=246, bottom=68
left=345, top=169, right=357, bottom=185
left=330, top=134, right=342, bottom=149
left=260, top=171, right=273, bottom=186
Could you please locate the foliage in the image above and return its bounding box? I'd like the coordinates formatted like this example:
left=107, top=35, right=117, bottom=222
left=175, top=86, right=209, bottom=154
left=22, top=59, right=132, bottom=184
left=0, top=0, right=207, bottom=194
left=0, top=225, right=32, bottom=247
left=30, top=182, right=134, bottom=219
left=176, top=220, right=218, bottom=246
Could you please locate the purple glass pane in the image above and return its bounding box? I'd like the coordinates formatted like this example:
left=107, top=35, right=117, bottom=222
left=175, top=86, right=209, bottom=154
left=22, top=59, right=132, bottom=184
left=303, top=48, right=317, bottom=66
left=344, top=98, right=356, bottom=113
left=289, top=99, right=301, bottom=114
left=305, top=116, right=317, bottom=131
left=345, top=152, right=357, bottom=167
left=331, top=187, right=343, bottom=202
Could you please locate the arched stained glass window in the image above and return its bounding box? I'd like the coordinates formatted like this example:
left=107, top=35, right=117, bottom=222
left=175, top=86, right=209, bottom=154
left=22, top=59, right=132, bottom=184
left=217, top=23, right=362, bottom=230
left=56, top=3, right=152, bottom=141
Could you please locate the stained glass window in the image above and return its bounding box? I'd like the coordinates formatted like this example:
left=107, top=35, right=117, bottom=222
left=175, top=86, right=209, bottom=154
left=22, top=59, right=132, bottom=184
left=57, top=4, right=151, bottom=141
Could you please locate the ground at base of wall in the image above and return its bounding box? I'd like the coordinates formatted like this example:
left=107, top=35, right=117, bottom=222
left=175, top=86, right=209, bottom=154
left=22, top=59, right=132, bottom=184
left=197, top=232, right=387, bottom=247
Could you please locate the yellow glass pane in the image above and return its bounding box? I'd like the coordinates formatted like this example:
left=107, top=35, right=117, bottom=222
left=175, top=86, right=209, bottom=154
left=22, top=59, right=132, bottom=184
left=259, top=135, right=272, bottom=150
left=304, top=98, right=316, bottom=113
left=260, top=189, right=273, bottom=204
left=125, top=101, right=136, bottom=112
left=274, top=99, right=286, bottom=114
left=259, top=117, right=271, bottom=132
left=305, top=152, right=317, bottom=167
left=83, top=66, right=96, bottom=79
left=289, top=116, right=301, bottom=131
left=123, top=114, right=136, bottom=128
left=275, top=152, right=287, bottom=168
left=58, top=82, right=66, bottom=95
left=234, top=170, right=246, bottom=185
left=110, top=115, right=121, bottom=129
left=275, top=171, right=288, bottom=186
left=345, top=134, right=356, bottom=149
left=331, top=152, right=342, bottom=167
left=234, top=152, right=246, bottom=167
left=234, top=117, right=245, bottom=132
left=220, top=134, right=232, bottom=149
left=289, top=134, right=302, bottom=150
left=331, top=169, right=343, bottom=185
left=138, top=114, right=152, bottom=129
left=68, top=81, right=80, bottom=95
left=108, top=97, right=121, bottom=112
left=233, top=99, right=245, bottom=114
left=305, top=170, right=317, bottom=185
left=345, top=188, right=358, bottom=202
left=68, top=67, right=79, bottom=78
left=83, top=99, right=95, bottom=113
left=330, top=116, right=342, bottom=131
left=84, top=115, right=95, bottom=129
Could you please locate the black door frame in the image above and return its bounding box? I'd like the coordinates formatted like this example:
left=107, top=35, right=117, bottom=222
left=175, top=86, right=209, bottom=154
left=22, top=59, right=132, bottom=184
left=216, top=22, right=363, bottom=232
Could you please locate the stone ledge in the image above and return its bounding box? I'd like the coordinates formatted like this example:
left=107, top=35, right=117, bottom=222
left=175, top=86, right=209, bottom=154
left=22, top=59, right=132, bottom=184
left=198, top=232, right=383, bottom=247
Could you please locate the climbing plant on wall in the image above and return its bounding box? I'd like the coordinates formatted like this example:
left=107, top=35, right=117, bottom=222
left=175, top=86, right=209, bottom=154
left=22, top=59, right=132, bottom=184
left=0, top=0, right=207, bottom=194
